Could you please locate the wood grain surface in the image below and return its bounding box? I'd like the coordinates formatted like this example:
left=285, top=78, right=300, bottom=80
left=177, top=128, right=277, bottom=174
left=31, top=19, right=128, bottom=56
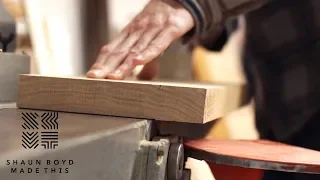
left=184, top=139, right=320, bottom=174
left=17, top=74, right=243, bottom=124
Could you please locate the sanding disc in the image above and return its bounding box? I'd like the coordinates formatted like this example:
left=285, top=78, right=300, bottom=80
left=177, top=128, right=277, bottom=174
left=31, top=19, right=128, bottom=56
left=184, top=139, right=320, bottom=174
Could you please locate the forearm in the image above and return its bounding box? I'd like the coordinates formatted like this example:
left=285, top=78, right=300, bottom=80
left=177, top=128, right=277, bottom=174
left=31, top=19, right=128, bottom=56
left=178, top=0, right=272, bottom=41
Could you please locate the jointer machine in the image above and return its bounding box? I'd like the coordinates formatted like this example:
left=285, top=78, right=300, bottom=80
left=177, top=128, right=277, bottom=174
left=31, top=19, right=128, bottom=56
left=2, top=8, right=320, bottom=180
left=3, top=55, right=320, bottom=180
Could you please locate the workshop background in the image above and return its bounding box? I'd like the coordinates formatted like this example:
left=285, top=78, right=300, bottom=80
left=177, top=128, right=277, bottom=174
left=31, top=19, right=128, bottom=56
left=1, top=0, right=258, bottom=179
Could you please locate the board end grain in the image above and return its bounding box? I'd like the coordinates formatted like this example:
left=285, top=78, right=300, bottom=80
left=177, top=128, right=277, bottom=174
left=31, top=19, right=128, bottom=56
left=203, top=84, right=248, bottom=123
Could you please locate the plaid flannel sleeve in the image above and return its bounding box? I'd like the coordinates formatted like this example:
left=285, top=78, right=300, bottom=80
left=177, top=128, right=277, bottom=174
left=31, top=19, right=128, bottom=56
left=177, top=0, right=272, bottom=43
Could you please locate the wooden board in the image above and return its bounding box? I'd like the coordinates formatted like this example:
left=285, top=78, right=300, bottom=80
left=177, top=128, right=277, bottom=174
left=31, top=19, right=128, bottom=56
left=17, top=74, right=245, bottom=124
left=184, top=139, right=320, bottom=174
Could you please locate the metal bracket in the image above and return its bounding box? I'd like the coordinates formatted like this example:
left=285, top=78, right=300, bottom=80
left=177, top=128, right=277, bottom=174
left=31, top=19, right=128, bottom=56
left=152, top=136, right=191, bottom=180
left=132, top=136, right=191, bottom=180
left=167, top=142, right=184, bottom=180
left=131, top=137, right=170, bottom=180
left=165, top=136, right=191, bottom=180
left=147, top=137, right=171, bottom=180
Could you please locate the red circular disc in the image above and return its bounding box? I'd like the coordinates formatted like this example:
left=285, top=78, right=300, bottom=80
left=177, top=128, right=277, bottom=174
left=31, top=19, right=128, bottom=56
left=184, top=139, right=320, bottom=174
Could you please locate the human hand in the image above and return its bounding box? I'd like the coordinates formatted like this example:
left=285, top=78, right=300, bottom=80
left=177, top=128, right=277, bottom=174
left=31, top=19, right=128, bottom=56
left=87, top=0, right=194, bottom=80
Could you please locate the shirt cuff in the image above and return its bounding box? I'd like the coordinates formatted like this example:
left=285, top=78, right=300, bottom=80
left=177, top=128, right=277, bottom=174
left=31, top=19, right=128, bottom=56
left=176, top=0, right=206, bottom=44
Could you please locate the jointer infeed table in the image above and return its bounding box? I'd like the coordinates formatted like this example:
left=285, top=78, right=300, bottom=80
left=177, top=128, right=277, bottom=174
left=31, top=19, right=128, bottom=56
left=1, top=53, right=320, bottom=180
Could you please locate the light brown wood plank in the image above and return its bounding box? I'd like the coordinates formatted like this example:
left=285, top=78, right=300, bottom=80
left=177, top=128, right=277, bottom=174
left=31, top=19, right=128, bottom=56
left=17, top=74, right=244, bottom=124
